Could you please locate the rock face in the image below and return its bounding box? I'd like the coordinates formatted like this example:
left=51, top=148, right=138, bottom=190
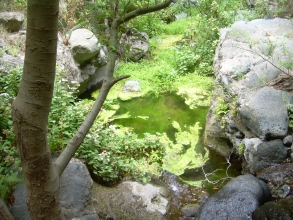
left=0, top=12, right=24, bottom=32
left=244, top=138, right=287, bottom=173
left=9, top=158, right=98, bottom=220
left=123, top=80, right=141, bottom=92
left=120, top=29, right=149, bottom=62
left=198, top=174, right=271, bottom=220
left=239, top=86, right=290, bottom=140
left=92, top=180, right=170, bottom=220
left=60, top=158, right=98, bottom=219
left=204, top=18, right=293, bottom=171
left=57, top=30, right=107, bottom=96
left=69, top=28, right=101, bottom=65
left=0, top=53, right=24, bottom=73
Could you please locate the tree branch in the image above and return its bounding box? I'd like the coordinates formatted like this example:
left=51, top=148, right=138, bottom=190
left=54, top=0, right=171, bottom=176
left=118, top=0, right=173, bottom=25
left=54, top=74, right=130, bottom=176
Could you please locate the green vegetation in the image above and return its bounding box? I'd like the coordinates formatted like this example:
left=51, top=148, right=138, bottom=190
left=163, top=121, right=209, bottom=180
left=49, top=69, right=166, bottom=184
left=0, top=68, right=22, bottom=200
left=76, top=128, right=165, bottom=184
left=213, top=97, right=229, bottom=119
left=0, top=0, right=259, bottom=201
left=238, top=142, right=245, bottom=154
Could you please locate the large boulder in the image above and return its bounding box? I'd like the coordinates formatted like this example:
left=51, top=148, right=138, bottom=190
left=244, top=138, right=288, bottom=173
left=204, top=18, right=293, bottom=160
left=57, top=33, right=107, bottom=96
left=0, top=12, right=24, bottom=32
left=68, top=28, right=101, bottom=65
left=60, top=158, right=98, bottom=219
left=9, top=158, right=98, bottom=220
left=120, top=29, right=149, bottom=62
left=92, top=180, right=170, bottom=220
left=198, top=174, right=271, bottom=220
left=239, top=87, right=291, bottom=140
left=0, top=53, right=24, bottom=73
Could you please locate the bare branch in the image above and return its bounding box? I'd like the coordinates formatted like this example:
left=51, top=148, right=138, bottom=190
left=201, top=153, right=233, bottom=185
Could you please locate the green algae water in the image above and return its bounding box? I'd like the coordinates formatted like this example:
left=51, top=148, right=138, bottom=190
left=112, top=92, right=208, bottom=140
left=111, top=92, right=211, bottom=184
left=111, top=92, right=241, bottom=188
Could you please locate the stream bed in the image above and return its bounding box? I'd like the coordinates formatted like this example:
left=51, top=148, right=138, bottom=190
left=111, top=92, right=241, bottom=182
left=109, top=92, right=242, bottom=218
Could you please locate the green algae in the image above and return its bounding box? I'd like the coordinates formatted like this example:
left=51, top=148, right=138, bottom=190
left=110, top=92, right=210, bottom=180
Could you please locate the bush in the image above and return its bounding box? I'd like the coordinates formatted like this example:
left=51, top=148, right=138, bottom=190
left=179, top=0, right=247, bottom=76
left=48, top=69, right=87, bottom=152
left=48, top=69, right=165, bottom=185
left=174, top=45, right=200, bottom=75
left=76, top=126, right=165, bottom=185
left=129, top=13, right=163, bottom=38
left=0, top=68, right=22, bottom=201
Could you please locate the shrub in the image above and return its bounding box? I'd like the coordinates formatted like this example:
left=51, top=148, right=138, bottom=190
left=47, top=69, right=86, bottom=152
left=179, top=0, right=247, bottom=76
left=174, top=45, right=200, bottom=75
left=76, top=126, right=165, bottom=185
left=0, top=68, right=22, bottom=201
left=129, top=13, right=163, bottom=38
left=213, top=97, right=229, bottom=119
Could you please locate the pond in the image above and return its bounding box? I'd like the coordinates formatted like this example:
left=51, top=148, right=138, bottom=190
left=112, top=92, right=207, bottom=141
left=107, top=92, right=242, bottom=219
left=110, top=92, right=241, bottom=188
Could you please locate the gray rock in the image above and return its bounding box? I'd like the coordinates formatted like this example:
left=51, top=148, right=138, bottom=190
left=0, top=53, right=24, bottom=73
left=92, top=180, right=170, bottom=220
left=0, top=37, right=6, bottom=50
left=252, top=201, right=292, bottom=220
left=60, top=158, right=98, bottom=219
left=69, top=28, right=101, bottom=64
left=239, top=87, right=291, bottom=140
left=123, top=80, right=141, bottom=92
left=206, top=18, right=293, bottom=160
left=181, top=203, right=200, bottom=217
left=236, top=131, right=245, bottom=139
left=246, top=0, right=256, bottom=7
left=9, top=184, right=30, bottom=220
left=9, top=158, right=98, bottom=220
left=57, top=34, right=107, bottom=96
left=283, top=135, right=293, bottom=146
left=256, top=163, right=293, bottom=202
left=175, top=12, right=188, bottom=20
left=120, top=29, right=149, bottom=62
left=276, top=184, right=291, bottom=199
left=0, top=12, right=24, bottom=32
left=198, top=174, right=271, bottom=220
left=244, top=138, right=287, bottom=173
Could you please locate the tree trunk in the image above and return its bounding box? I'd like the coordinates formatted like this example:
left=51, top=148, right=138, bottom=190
left=11, top=1, right=173, bottom=219
left=11, top=0, right=63, bottom=219
left=0, top=199, right=14, bottom=220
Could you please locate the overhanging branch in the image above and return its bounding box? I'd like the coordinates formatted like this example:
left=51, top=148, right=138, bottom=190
left=118, top=0, right=173, bottom=25
left=54, top=75, right=130, bottom=176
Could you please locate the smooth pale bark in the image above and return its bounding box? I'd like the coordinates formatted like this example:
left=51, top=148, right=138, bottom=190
left=11, top=0, right=173, bottom=219
left=12, top=0, right=63, bottom=219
